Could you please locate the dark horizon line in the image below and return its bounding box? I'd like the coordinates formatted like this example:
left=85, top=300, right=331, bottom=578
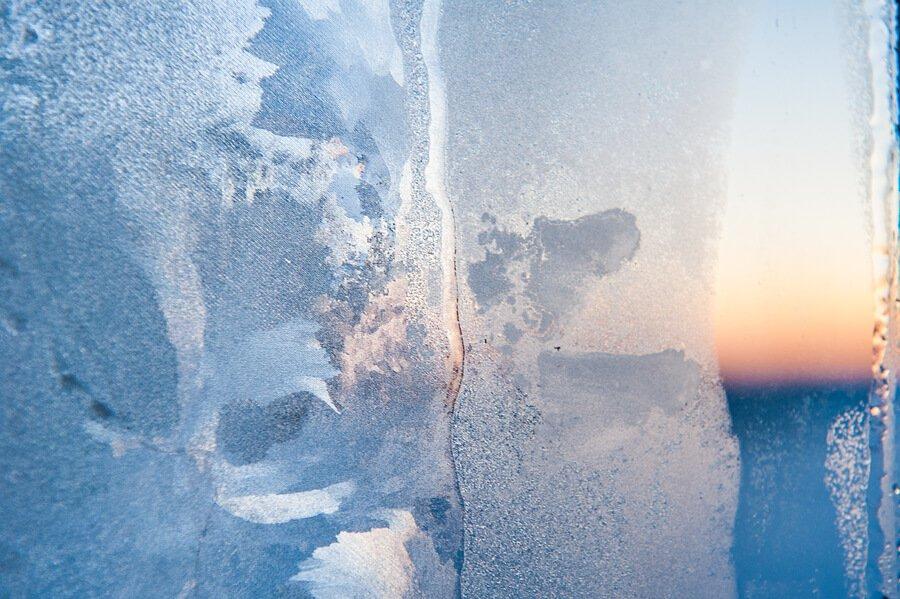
left=720, top=374, right=872, bottom=391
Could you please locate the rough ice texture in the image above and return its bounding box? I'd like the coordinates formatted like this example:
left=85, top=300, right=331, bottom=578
left=0, top=1, right=460, bottom=596
left=3, top=0, right=743, bottom=597
left=442, top=0, right=743, bottom=596
left=826, top=407, right=870, bottom=599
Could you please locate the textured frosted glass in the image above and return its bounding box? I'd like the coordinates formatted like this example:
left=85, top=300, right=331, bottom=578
left=0, top=1, right=897, bottom=597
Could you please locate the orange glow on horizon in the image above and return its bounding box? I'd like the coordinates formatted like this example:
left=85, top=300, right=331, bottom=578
left=713, top=251, right=874, bottom=385
left=711, top=0, right=875, bottom=387
left=714, top=298, right=874, bottom=385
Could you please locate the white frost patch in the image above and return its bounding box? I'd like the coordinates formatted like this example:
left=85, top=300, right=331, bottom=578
left=825, top=407, right=869, bottom=599
left=421, top=0, right=465, bottom=406
left=298, top=0, right=405, bottom=86
left=217, top=481, right=355, bottom=524
left=83, top=420, right=174, bottom=458
left=317, top=195, right=375, bottom=267
left=205, top=318, right=340, bottom=413
left=84, top=420, right=142, bottom=457
left=291, top=509, right=419, bottom=598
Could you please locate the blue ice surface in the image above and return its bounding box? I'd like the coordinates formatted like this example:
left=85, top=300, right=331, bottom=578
left=726, top=382, right=869, bottom=598
left=0, top=1, right=458, bottom=597
left=0, top=0, right=880, bottom=597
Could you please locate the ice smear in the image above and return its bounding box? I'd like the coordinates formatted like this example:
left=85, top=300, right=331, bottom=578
left=217, top=481, right=355, bottom=523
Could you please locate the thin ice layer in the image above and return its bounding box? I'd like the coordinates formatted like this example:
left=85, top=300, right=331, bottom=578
left=441, top=1, right=744, bottom=596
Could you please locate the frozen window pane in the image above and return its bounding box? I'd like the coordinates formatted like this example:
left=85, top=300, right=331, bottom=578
left=0, top=1, right=897, bottom=597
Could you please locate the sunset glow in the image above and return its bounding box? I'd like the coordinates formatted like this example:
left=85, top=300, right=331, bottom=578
left=713, top=0, right=874, bottom=385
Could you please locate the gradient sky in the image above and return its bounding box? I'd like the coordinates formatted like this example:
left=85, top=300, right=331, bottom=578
left=714, top=0, right=874, bottom=385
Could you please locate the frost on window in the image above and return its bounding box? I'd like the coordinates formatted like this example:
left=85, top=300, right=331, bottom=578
left=0, top=1, right=897, bottom=598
